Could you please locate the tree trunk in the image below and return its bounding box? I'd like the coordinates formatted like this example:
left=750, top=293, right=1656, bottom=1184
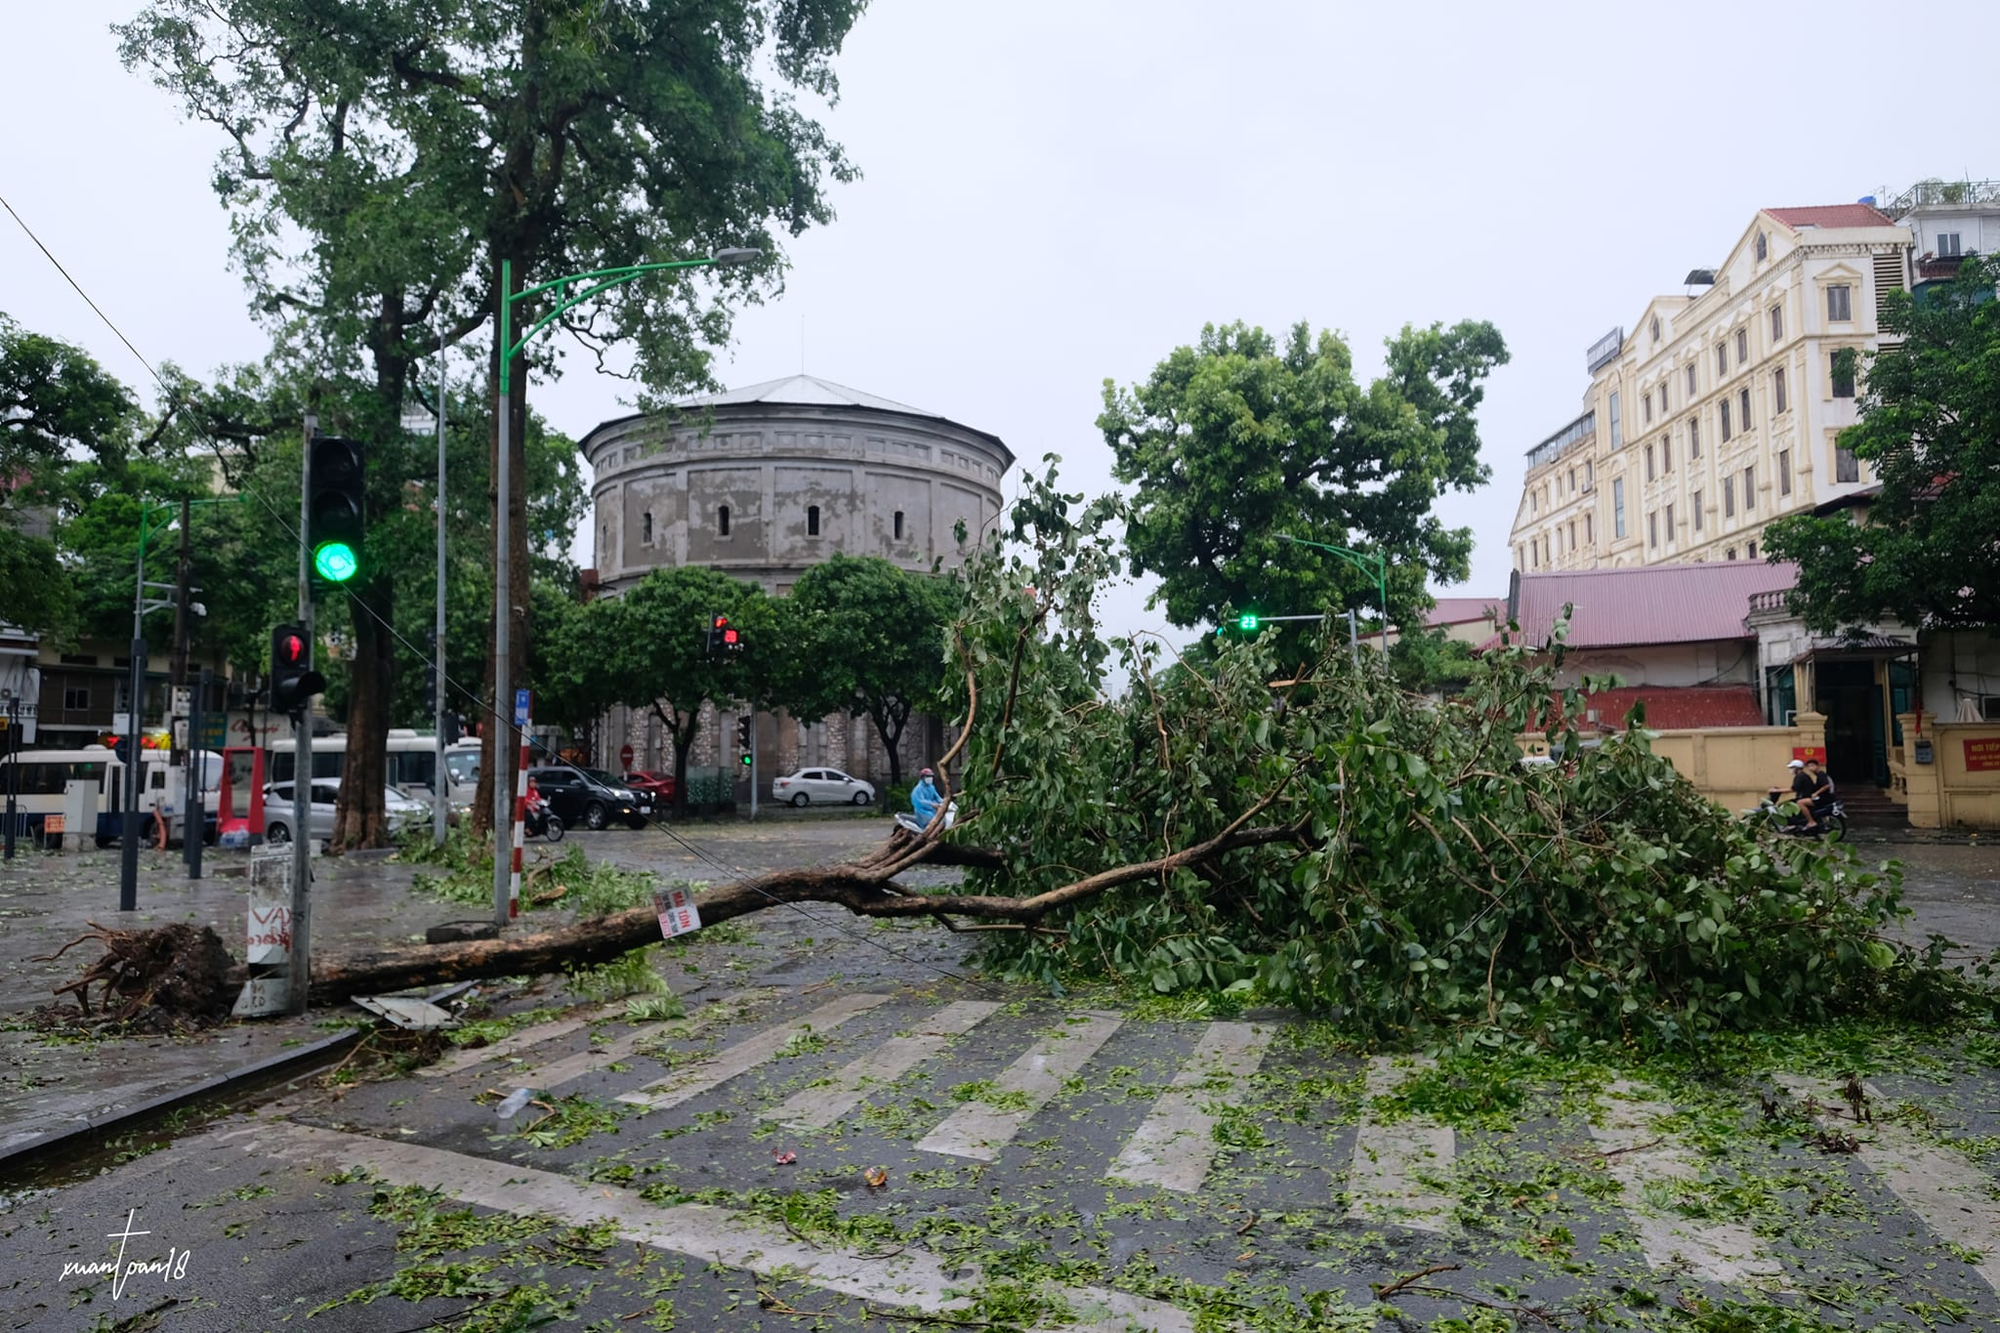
left=330, top=565, right=395, bottom=850
left=870, top=701, right=909, bottom=789
left=661, top=706, right=694, bottom=816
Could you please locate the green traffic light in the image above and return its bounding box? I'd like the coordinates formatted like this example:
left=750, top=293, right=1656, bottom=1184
left=314, top=540, right=359, bottom=583
left=1237, top=612, right=1259, bottom=632
left=740, top=754, right=752, bottom=766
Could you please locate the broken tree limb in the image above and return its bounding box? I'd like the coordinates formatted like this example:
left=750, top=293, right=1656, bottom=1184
left=255, top=818, right=1305, bottom=1007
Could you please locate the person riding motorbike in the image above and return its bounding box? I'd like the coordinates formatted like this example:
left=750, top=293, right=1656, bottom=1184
left=1767, top=759, right=1820, bottom=832
left=910, top=768, right=942, bottom=826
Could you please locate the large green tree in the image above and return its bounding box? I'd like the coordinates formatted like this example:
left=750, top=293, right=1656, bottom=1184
left=1764, top=256, right=2000, bottom=634
left=0, top=315, right=141, bottom=636
left=1101, top=319, right=1508, bottom=632
left=120, top=0, right=868, bottom=843
left=779, top=554, right=960, bottom=788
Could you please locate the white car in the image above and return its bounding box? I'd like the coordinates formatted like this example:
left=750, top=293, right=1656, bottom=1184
left=771, top=768, right=876, bottom=807
left=263, top=782, right=429, bottom=843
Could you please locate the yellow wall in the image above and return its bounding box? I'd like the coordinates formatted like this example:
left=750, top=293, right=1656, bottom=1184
left=1521, top=715, right=1827, bottom=815
left=1897, top=716, right=2000, bottom=829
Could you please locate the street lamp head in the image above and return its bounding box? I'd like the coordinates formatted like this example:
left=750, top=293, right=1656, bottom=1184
left=710, top=247, right=763, bottom=268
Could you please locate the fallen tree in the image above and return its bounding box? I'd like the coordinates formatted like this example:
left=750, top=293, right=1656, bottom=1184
left=63, top=467, right=1988, bottom=1048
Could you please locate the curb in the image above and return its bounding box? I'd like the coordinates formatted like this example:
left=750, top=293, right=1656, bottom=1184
left=0, top=1025, right=363, bottom=1179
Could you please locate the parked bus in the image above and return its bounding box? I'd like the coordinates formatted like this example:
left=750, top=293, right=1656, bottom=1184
left=266, top=729, right=441, bottom=798
left=0, top=746, right=220, bottom=848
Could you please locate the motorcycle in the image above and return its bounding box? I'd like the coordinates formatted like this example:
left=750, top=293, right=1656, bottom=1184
left=525, top=804, right=565, bottom=842
left=1743, top=794, right=1846, bottom=841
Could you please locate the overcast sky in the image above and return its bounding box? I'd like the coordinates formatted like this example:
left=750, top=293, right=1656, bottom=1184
left=7, top=0, right=1999, bottom=652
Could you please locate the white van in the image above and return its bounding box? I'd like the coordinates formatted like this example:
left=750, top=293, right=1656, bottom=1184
left=267, top=729, right=445, bottom=800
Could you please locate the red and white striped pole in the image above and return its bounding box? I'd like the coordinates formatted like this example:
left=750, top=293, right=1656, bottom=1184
left=509, top=703, right=530, bottom=919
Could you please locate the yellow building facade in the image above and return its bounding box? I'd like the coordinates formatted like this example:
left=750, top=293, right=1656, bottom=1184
left=1511, top=203, right=1910, bottom=572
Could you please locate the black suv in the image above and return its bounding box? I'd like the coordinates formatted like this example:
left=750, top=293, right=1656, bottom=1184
left=527, top=767, right=649, bottom=830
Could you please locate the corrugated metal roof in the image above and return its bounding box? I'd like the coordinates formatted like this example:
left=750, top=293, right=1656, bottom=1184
left=1763, top=204, right=1895, bottom=230
left=681, top=374, right=939, bottom=418
left=1506, top=562, right=1799, bottom=649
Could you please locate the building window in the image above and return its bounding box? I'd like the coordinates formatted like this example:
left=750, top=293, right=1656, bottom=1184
left=1739, top=387, right=1752, bottom=430
left=1613, top=478, right=1626, bottom=538
left=1661, top=437, right=1671, bottom=472
left=1747, top=540, right=1757, bottom=559
left=1770, top=305, right=1784, bottom=341
left=1531, top=537, right=1539, bottom=568
left=1686, top=364, right=1697, bottom=397
left=1721, top=400, right=1733, bottom=441
left=1717, top=345, right=1728, bottom=377
left=1689, top=416, right=1701, bottom=459
left=1665, top=502, right=1675, bottom=540
left=641, top=511, right=653, bottom=544
left=1743, top=464, right=1755, bottom=512
left=807, top=504, right=821, bottom=537
left=1827, top=284, right=1852, bottom=322
left=1755, top=231, right=1768, bottom=262
left=1608, top=391, right=1621, bottom=447
left=1530, top=489, right=1538, bottom=515
left=1692, top=490, right=1703, bottom=531
left=1836, top=446, right=1860, bottom=482
left=894, top=510, right=906, bottom=540
left=1585, top=512, right=1594, bottom=543
left=1643, top=391, right=1653, bottom=424
left=1736, top=328, right=1749, bottom=364
left=1832, top=354, right=1856, bottom=398
left=1724, top=476, right=1736, bottom=518
left=1778, top=450, right=1792, bottom=495
left=1584, top=460, right=1594, bottom=489
left=1645, top=444, right=1655, bottom=481
left=718, top=504, right=731, bottom=536
left=1569, top=520, right=1577, bottom=550
left=1726, top=547, right=1738, bottom=561
left=1651, top=315, right=1662, bottom=342
left=64, top=686, right=90, bottom=711
left=1938, top=232, right=1963, bottom=257
left=1773, top=366, right=1788, bottom=415
left=1568, top=467, right=1576, bottom=494
left=1648, top=510, right=1658, bottom=548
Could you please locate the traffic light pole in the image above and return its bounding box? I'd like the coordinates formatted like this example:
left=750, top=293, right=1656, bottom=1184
left=493, top=264, right=515, bottom=930
left=290, top=414, right=315, bottom=1016
left=434, top=325, right=449, bottom=849
left=749, top=711, right=758, bottom=821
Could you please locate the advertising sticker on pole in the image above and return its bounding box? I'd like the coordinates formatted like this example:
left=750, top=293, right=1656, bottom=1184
left=514, top=688, right=531, bottom=729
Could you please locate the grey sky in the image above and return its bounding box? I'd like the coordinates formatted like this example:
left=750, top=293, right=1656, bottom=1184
left=6, top=0, right=1998, bottom=653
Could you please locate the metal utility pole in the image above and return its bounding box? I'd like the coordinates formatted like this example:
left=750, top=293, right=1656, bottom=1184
left=4, top=696, right=18, bottom=861
left=434, top=326, right=449, bottom=848
left=493, top=268, right=515, bottom=930
left=1348, top=609, right=1360, bottom=666
left=289, top=413, right=316, bottom=1016
left=749, top=710, right=758, bottom=821
left=172, top=498, right=192, bottom=690
left=120, top=510, right=150, bottom=913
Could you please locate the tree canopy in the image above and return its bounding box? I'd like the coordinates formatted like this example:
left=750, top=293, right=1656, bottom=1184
left=1764, top=256, right=2000, bottom=634
left=1100, top=319, right=1507, bottom=632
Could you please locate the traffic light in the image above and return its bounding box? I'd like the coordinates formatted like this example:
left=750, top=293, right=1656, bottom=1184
left=706, top=613, right=742, bottom=657
left=308, top=434, right=366, bottom=584
left=1237, top=612, right=1260, bottom=632
left=270, top=624, right=327, bottom=716
left=736, top=714, right=753, bottom=766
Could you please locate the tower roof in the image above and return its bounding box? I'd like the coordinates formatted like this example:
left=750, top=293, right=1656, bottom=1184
left=1761, top=204, right=1895, bottom=230
left=681, top=374, right=940, bottom=419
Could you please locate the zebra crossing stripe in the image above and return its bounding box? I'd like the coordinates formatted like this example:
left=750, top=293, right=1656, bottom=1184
left=420, top=999, right=629, bottom=1079
left=516, top=988, right=771, bottom=1090
left=1348, top=1057, right=1456, bottom=1233
left=617, top=992, right=895, bottom=1113
left=1110, top=1022, right=1273, bottom=1193
left=229, top=1121, right=1198, bottom=1333
left=1778, top=1073, right=2000, bottom=1294
left=1591, top=1081, right=1781, bottom=1285
left=759, top=1000, right=1003, bottom=1130
left=916, top=1012, right=1124, bottom=1161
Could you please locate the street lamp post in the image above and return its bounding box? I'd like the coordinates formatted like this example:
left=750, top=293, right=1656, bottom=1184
left=490, top=247, right=760, bottom=926
left=1273, top=534, right=1392, bottom=655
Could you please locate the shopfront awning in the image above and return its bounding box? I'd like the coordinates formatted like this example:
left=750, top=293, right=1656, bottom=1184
left=1790, top=635, right=1917, bottom=663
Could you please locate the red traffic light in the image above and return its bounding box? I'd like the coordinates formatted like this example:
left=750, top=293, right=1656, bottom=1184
left=723, top=629, right=739, bottom=645
left=277, top=633, right=307, bottom=667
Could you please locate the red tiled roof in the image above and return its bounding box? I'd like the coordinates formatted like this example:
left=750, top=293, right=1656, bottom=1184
left=1763, top=204, right=1894, bottom=230
left=1495, top=562, right=1799, bottom=650
left=1425, top=597, right=1502, bottom=628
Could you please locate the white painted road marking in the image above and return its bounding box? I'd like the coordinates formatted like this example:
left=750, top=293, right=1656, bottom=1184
left=1591, top=1081, right=1781, bottom=1285
left=617, top=992, right=894, bottom=1113
left=1349, top=1057, right=1456, bottom=1233
left=760, top=1000, right=1002, bottom=1130
left=1111, top=1022, right=1273, bottom=1193
left=916, top=1013, right=1124, bottom=1161
left=230, top=1121, right=1199, bottom=1332
left=514, top=988, right=770, bottom=1090
left=1778, top=1073, right=2000, bottom=1293
left=419, top=1000, right=627, bottom=1078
